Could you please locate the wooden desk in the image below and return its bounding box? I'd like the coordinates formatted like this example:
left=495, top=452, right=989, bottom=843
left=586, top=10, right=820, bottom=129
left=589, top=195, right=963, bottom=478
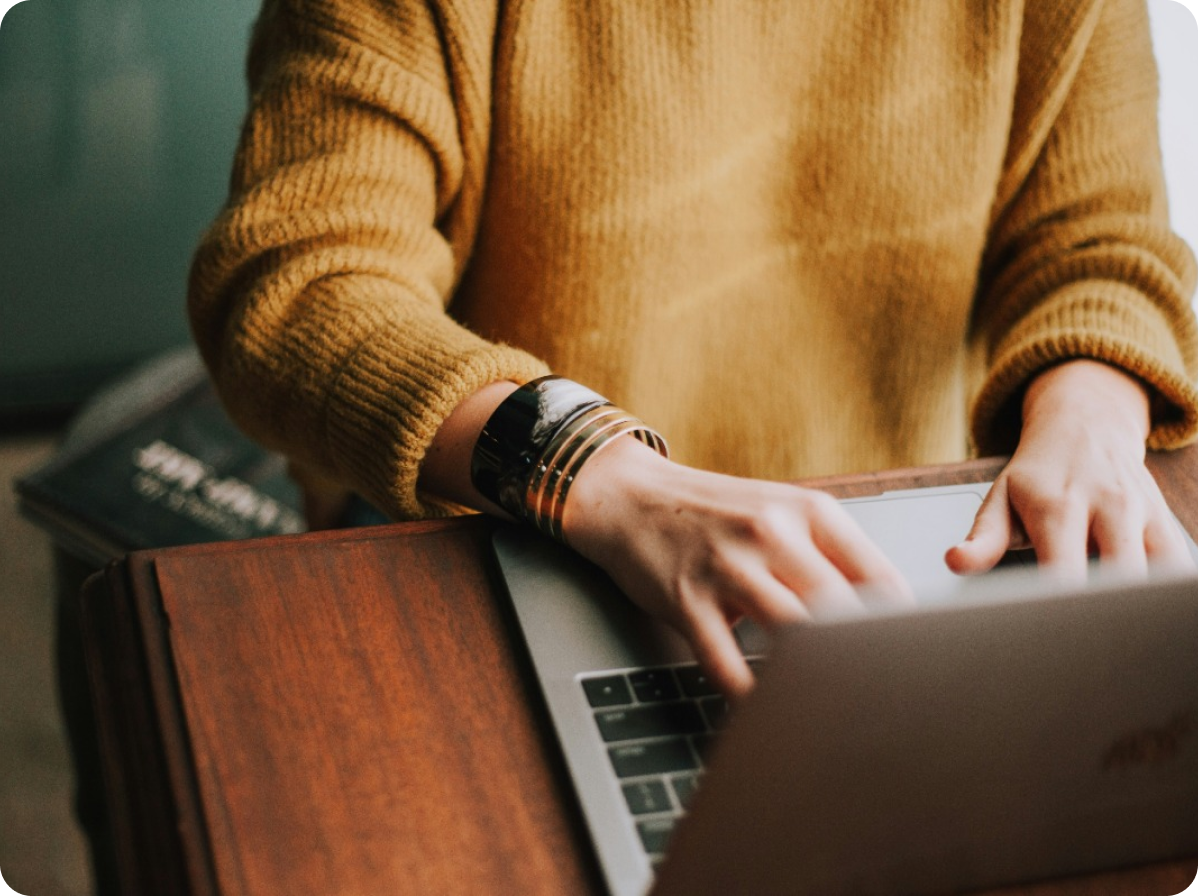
left=81, top=456, right=1198, bottom=896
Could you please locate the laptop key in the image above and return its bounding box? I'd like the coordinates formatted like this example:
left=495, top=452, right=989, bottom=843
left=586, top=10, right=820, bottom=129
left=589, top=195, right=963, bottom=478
left=637, top=817, right=677, bottom=855
left=582, top=675, right=633, bottom=708
left=699, top=695, right=730, bottom=730
left=595, top=702, right=705, bottom=743
left=609, top=739, right=699, bottom=778
left=628, top=668, right=680, bottom=702
left=675, top=664, right=718, bottom=698
left=670, top=773, right=701, bottom=810
left=622, top=779, right=672, bottom=815
left=691, top=733, right=717, bottom=764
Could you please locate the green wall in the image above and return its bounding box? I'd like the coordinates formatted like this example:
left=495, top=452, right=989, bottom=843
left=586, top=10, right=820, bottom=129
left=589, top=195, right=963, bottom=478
left=0, top=0, right=260, bottom=415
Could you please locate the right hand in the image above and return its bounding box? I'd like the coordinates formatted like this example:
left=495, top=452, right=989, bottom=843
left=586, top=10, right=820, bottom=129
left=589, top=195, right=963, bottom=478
left=563, top=436, right=912, bottom=699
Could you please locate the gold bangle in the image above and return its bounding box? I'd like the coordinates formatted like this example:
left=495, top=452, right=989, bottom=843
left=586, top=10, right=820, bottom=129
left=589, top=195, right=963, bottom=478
left=524, top=411, right=668, bottom=542
left=473, top=375, right=668, bottom=541
left=526, top=406, right=630, bottom=533
left=543, top=419, right=646, bottom=542
left=533, top=414, right=641, bottom=539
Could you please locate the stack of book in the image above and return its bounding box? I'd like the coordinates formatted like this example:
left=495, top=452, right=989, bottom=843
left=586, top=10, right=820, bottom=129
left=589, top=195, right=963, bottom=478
left=16, top=347, right=305, bottom=565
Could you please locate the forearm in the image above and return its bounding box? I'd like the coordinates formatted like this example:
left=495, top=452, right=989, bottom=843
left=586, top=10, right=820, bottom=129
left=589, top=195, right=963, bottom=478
left=190, top=2, right=549, bottom=520
left=969, top=0, right=1198, bottom=456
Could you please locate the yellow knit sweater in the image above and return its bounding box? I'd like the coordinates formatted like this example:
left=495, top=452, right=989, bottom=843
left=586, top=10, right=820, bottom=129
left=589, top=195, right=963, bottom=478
left=189, top=0, right=1198, bottom=521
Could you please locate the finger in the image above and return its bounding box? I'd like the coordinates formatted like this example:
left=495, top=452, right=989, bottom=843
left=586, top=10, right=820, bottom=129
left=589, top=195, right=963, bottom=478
left=809, top=505, right=912, bottom=602
left=723, top=566, right=812, bottom=629
left=1144, top=516, right=1197, bottom=571
left=1135, top=470, right=1196, bottom=570
left=768, top=544, right=867, bottom=619
left=680, top=599, right=757, bottom=700
left=946, top=477, right=1016, bottom=575
left=1020, top=492, right=1090, bottom=584
left=1089, top=506, right=1148, bottom=578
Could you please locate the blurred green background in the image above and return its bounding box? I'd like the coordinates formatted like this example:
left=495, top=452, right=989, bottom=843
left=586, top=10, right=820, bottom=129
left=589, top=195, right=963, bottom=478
left=0, top=0, right=259, bottom=418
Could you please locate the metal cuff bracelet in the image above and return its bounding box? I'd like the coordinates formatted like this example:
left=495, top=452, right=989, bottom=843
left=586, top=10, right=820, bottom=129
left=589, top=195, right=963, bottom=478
left=470, top=375, right=668, bottom=541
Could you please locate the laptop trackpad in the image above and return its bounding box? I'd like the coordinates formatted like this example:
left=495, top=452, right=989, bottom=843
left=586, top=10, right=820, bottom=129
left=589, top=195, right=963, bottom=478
left=841, top=490, right=983, bottom=593
left=735, top=489, right=984, bottom=655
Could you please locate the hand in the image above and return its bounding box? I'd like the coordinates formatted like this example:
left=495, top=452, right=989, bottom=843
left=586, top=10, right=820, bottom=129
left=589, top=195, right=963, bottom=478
left=563, top=437, right=911, bottom=699
left=418, top=379, right=910, bottom=699
left=947, top=360, right=1194, bottom=581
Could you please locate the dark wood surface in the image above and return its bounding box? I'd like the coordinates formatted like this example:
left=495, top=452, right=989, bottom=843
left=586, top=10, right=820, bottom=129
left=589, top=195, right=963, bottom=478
left=80, top=453, right=1198, bottom=896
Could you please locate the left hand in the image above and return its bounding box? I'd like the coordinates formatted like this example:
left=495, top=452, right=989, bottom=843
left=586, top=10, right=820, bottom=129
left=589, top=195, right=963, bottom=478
left=946, top=359, right=1195, bottom=580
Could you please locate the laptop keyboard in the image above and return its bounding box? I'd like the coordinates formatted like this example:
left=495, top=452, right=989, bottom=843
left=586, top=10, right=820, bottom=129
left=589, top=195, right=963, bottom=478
left=580, top=661, right=759, bottom=864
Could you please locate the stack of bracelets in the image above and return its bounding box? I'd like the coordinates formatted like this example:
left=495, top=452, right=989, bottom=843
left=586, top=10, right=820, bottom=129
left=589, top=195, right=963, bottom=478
left=471, top=375, right=670, bottom=543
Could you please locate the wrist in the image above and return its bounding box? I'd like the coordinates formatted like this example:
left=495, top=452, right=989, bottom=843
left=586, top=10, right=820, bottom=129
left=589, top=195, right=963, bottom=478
left=468, top=376, right=669, bottom=541
left=1022, top=359, right=1151, bottom=443
left=419, top=380, right=519, bottom=515
left=562, top=434, right=676, bottom=554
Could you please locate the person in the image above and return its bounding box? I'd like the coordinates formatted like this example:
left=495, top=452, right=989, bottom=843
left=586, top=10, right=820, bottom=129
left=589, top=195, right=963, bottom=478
left=189, top=0, right=1198, bottom=698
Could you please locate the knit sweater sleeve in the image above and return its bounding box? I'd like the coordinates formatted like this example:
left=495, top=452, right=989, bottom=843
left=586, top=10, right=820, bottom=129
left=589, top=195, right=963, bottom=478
left=187, top=0, right=548, bottom=520
left=970, top=0, right=1198, bottom=455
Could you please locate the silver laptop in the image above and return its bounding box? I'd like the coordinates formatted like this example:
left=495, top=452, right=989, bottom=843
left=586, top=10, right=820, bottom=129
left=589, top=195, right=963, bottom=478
left=492, top=483, right=1198, bottom=896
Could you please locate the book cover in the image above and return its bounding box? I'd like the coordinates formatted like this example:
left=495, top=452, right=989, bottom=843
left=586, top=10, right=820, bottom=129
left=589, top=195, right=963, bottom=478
left=16, top=349, right=305, bottom=566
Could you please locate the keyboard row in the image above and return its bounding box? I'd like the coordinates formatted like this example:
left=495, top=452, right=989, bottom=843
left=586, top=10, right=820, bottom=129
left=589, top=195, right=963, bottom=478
left=580, top=661, right=758, bottom=860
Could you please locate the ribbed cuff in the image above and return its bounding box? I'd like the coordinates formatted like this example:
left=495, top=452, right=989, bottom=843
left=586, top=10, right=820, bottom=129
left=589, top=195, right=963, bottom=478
left=971, top=282, right=1198, bottom=455
left=321, top=298, right=550, bottom=520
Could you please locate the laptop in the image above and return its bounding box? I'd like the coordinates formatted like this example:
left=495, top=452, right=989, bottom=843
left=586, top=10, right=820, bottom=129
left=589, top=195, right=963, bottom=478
left=491, top=482, right=1198, bottom=896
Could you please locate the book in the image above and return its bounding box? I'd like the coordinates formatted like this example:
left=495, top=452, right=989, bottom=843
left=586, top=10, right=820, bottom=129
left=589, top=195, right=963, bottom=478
left=16, top=347, right=305, bottom=566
